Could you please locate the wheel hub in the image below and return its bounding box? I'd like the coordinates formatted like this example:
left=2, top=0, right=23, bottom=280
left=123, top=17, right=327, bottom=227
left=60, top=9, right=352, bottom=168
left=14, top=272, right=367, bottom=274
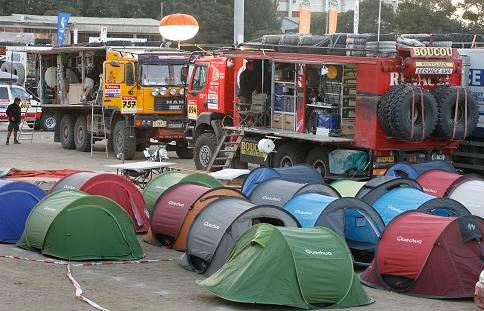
left=199, top=145, right=211, bottom=167
left=280, top=156, right=294, bottom=167
left=46, top=117, right=55, bottom=129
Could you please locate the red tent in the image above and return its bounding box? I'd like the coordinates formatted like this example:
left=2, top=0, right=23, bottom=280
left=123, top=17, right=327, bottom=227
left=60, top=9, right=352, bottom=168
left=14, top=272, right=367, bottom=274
left=417, top=170, right=477, bottom=197
left=51, top=172, right=149, bottom=233
left=361, top=212, right=484, bottom=298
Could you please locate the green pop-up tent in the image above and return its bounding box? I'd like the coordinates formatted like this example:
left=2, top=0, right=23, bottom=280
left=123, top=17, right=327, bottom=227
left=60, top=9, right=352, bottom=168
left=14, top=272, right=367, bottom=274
left=198, top=224, right=373, bottom=309
left=143, top=171, right=223, bottom=215
left=17, top=190, right=144, bottom=261
left=331, top=180, right=366, bottom=197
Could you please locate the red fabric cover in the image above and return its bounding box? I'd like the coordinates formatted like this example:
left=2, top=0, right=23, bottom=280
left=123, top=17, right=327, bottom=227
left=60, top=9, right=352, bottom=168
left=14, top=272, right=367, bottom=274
left=376, top=212, right=453, bottom=280
left=80, top=174, right=149, bottom=233
left=417, top=170, right=463, bottom=197
left=4, top=168, right=83, bottom=178
left=151, top=183, right=210, bottom=245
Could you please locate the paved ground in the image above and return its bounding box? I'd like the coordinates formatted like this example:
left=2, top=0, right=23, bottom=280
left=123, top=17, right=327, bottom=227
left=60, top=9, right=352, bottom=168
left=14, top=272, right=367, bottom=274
left=0, top=125, right=478, bottom=311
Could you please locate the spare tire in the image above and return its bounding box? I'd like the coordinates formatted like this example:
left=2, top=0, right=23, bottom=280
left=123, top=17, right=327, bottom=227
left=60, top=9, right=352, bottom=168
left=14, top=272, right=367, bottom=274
left=378, top=85, right=407, bottom=137
left=432, top=86, right=479, bottom=140
left=12, top=63, right=25, bottom=86
left=380, top=85, right=437, bottom=141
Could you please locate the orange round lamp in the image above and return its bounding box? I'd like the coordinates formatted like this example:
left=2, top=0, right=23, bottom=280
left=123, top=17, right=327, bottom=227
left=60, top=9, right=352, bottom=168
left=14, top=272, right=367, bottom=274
left=159, top=13, right=199, bottom=42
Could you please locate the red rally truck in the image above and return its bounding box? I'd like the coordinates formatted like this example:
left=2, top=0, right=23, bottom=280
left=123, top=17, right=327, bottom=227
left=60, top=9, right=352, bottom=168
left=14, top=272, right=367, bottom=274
left=184, top=41, right=478, bottom=177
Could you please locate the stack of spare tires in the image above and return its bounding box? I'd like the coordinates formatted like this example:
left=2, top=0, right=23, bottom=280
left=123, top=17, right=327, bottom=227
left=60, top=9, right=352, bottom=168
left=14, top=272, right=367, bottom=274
left=378, top=85, right=479, bottom=141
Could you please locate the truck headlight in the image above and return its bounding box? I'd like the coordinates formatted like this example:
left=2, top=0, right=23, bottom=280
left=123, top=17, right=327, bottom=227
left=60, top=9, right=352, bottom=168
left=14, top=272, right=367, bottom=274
left=170, top=88, right=177, bottom=96
left=152, top=88, right=160, bottom=96
left=179, top=88, right=184, bottom=95
left=160, top=87, right=168, bottom=96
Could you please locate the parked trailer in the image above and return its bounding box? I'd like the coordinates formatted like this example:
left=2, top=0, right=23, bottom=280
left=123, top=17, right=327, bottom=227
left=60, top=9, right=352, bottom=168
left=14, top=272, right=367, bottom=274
left=34, top=46, right=192, bottom=159
left=185, top=38, right=477, bottom=177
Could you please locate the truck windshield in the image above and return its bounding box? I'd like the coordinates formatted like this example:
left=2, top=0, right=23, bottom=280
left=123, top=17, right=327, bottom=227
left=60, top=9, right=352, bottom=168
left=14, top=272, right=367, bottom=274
left=140, top=63, right=186, bottom=86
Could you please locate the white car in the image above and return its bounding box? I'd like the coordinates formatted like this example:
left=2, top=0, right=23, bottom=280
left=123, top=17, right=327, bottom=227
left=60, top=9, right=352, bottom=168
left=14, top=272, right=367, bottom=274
left=0, top=84, right=54, bottom=131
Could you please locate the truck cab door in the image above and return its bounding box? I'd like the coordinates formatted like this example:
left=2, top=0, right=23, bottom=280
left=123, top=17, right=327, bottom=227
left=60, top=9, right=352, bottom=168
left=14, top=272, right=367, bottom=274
left=103, top=61, right=138, bottom=114
left=186, top=63, right=209, bottom=120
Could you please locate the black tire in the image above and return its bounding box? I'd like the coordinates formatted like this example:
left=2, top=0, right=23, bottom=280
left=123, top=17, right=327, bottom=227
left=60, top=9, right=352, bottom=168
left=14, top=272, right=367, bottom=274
left=40, top=112, right=56, bottom=131
left=59, top=114, right=75, bottom=149
left=385, top=85, right=438, bottom=141
left=74, top=114, right=91, bottom=152
left=194, top=132, right=218, bottom=171
left=272, top=142, right=306, bottom=168
left=12, top=63, right=25, bottom=86
left=113, top=120, right=136, bottom=160
left=378, top=85, right=407, bottom=137
left=306, top=146, right=330, bottom=178
left=432, top=86, right=479, bottom=140
left=176, top=147, right=194, bottom=159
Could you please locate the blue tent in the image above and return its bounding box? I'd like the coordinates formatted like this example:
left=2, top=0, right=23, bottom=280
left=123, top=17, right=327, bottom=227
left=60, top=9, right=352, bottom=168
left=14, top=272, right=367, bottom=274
left=372, top=187, right=470, bottom=225
left=242, top=164, right=323, bottom=196
left=283, top=193, right=384, bottom=265
left=0, top=179, right=46, bottom=243
left=385, top=160, right=455, bottom=179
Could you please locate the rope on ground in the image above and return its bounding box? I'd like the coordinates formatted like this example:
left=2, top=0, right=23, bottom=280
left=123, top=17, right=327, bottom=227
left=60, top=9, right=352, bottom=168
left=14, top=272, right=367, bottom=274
left=67, top=264, right=111, bottom=311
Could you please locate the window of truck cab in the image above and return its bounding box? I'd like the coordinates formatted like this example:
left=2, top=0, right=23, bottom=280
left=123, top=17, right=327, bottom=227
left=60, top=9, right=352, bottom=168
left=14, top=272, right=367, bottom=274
left=190, top=65, right=208, bottom=94
left=11, top=87, right=30, bottom=101
left=139, top=62, right=186, bottom=86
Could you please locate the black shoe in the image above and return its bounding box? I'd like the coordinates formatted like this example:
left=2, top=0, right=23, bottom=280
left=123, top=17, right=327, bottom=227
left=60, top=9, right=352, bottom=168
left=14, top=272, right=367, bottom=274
left=5, top=140, right=9, bottom=145
left=14, top=140, right=20, bottom=144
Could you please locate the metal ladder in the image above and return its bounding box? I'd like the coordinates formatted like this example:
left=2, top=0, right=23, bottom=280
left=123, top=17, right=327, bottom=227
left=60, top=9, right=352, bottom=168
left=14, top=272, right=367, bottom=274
left=17, top=105, right=38, bottom=144
left=90, top=76, right=108, bottom=158
left=207, top=126, right=245, bottom=171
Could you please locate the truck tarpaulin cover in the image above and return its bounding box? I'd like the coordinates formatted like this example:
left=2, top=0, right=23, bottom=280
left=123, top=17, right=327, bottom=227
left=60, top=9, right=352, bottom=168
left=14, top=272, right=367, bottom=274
left=385, top=160, right=455, bottom=179
left=361, top=212, right=484, bottom=298
left=17, top=190, right=144, bottom=261
left=199, top=224, right=374, bottom=309
left=417, top=170, right=484, bottom=217
left=241, top=164, right=323, bottom=196
left=51, top=172, right=149, bottom=233
left=0, top=180, right=46, bottom=243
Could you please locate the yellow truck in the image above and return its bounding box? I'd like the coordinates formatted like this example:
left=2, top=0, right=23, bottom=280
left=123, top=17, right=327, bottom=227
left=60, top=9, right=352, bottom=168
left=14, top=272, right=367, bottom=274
left=35, top=46, right=191, bottom=159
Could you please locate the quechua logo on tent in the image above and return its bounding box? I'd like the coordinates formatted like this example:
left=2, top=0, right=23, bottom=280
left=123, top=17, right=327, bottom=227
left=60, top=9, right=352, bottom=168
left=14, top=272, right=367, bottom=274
left=295, top=210, right=313, bottom=215
left=386, top=205, right=403, bottom=213
left=261, top=196, right=281, bottom=202
left=305, top=249, right=333, bottom=256
left=204, top=221, right=220, bottom=230
left=422, top=187, right=437, bottom=195
left=396, top=236, right=423, bottom=245
left=168, top=200, right=185, bottom=207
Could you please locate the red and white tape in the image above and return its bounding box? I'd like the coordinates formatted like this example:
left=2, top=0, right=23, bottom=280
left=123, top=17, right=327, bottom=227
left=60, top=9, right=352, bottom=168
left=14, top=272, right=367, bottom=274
left=1, top=255, right=176, bottom=311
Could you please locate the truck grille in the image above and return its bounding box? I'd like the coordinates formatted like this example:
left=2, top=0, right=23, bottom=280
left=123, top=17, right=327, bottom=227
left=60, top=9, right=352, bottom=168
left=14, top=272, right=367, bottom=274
left=154, top=97, right=184, bottom=112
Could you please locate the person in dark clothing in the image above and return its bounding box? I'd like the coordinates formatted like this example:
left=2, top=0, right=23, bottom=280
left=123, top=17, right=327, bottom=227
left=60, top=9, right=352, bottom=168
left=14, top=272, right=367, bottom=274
left=239, top=60, right=261, bottom=104
left=6, top=97, right=21, bottom=145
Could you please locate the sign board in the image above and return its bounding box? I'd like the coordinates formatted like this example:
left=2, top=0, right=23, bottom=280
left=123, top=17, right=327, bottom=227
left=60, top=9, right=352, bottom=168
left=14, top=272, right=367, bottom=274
left=57, top=12, right=70, bottom=46
left=100, top=26, right=108, bottom=42
left=239, top=138, right=269, bottom=165
left=410, top=47, right=453, bottom=58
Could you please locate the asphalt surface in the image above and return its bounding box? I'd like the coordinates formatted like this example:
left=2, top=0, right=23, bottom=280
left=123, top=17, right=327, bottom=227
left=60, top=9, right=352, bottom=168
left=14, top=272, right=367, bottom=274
left=0, top=125, right=479, bottom=311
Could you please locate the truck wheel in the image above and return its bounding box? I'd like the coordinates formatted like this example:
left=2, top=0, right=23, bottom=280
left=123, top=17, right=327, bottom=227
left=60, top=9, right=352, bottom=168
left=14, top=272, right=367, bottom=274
left=378, top=85, right=406, bottom=137
left=306, top=146, right=330, bottom=177
left=113, top=120, right=136, bottom=160
left=432, top=86, right=479, bottom=140
left=59, top=114, right=75, bottom=149
left=194, top=132, right=217, bottom=170
left=272, top=142, right=306, bottom=168
left=39, top=111, right=56, bottom=131
left=74, top=115, right=91, bottom=152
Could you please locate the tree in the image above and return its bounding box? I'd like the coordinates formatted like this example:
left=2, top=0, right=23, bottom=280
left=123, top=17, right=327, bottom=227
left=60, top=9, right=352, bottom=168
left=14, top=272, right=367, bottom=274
left=395, top=0, right=464, bottom=33
left=460, top=0, right=484, bottom=33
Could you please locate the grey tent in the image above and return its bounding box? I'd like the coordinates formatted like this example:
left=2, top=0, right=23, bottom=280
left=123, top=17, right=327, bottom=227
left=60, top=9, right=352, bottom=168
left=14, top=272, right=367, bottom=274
left=181, top=197, right=299, bottom=276
left=249, top=178, right=340, bottom=207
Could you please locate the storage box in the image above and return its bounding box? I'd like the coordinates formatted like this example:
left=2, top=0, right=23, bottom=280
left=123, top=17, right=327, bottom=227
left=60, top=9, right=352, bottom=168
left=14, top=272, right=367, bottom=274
left=315, top=112, right=340, bottom=130
left=341, top=118, right=355, bottom=135
left=68, top=83, right=84, bottom=104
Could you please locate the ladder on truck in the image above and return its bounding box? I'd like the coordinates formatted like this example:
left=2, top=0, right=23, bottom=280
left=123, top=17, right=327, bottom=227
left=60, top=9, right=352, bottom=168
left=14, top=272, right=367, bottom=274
left=207, top=123, right=244, bottom=171
left=17, top=105, right=38, bottom=144
left=90, top=75, right=108, bottom=158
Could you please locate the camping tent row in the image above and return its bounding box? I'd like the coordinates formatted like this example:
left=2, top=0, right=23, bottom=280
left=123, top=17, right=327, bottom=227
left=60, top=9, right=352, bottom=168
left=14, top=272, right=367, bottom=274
left=416, top=170, right=484, bottom=218
left=199, top=224, right=374, bottom=309
left=142, top=171, right=223, bottom=215
left=51, top=172, right=150, bottom=233
left=18, top=190, right=144, bottom=260
left=280, top=176, right=471, bottom=264
left=384, top=160, right=456, bottom=179
left=0, top=179, right=46, bottom=243
left=361, top=211, right=484, bottom=298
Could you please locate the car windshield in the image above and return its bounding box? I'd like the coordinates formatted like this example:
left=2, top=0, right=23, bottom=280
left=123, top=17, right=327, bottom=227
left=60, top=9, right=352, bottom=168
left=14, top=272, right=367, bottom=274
left=140, top=63, right=186, bottom=86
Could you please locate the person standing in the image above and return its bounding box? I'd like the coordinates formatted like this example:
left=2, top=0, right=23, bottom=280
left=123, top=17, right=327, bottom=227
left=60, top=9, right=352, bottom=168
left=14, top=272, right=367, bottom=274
left=6, top=97, right=21, bottom=145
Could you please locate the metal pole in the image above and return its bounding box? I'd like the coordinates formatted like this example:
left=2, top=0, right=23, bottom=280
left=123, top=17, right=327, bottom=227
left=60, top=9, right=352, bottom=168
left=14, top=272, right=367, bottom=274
left=234, top=0, right=244, bottom=45
left=353, top=0, right=359, bottom=34
left=377, top=0, right=382, bottom=42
